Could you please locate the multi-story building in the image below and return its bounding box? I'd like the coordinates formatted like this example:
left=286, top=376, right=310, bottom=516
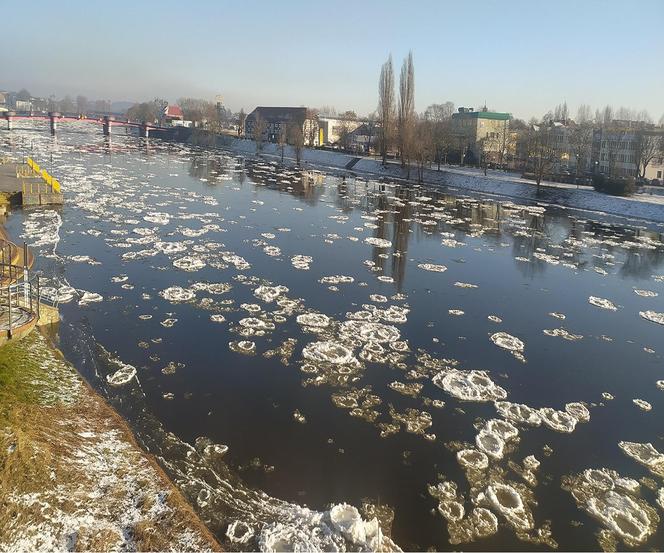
left=591, top=124, right=664, bottom=179
left=317, top=116, right=362, bottom=146
left=450, top=107, right=511, bottom=165
left=244, top=107, right=318, bottom=146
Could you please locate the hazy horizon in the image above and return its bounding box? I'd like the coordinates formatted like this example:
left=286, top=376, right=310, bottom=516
left=1, top=0, right=663, bottom=121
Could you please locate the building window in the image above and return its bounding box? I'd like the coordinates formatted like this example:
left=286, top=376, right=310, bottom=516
left=658, top=170, right=662, bottom=179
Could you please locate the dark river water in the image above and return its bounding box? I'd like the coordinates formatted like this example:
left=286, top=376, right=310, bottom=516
left=2, top=124, right=664, bottom=551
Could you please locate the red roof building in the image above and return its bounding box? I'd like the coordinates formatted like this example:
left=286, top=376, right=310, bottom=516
left=163, top=105, right=183, bottom=120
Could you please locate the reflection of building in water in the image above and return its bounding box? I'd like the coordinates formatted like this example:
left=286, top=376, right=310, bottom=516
left=243, top=159, right=325, bottom=206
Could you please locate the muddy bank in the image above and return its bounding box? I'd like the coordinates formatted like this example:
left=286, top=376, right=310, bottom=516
left=0, top=329, right=220, bottom=551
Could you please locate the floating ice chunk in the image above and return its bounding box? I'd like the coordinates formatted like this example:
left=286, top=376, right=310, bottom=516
left=143, top=212, right=170, bottom=224
left=476, top=429, right=505, bottom=459
left=155, top=241, right=188, bottom=254
left=549, top=312, right=566, bottom=320
left=226, top=520, right=254, bottom=545
left=303, top=341, right=358, bottom=366
left=160, top=318, right=178, bottom=328
left=229, top=340, right=256, bottom=355
left=657, top=488, right=664, bottom=511
left=634, top=289, right=658, bottom=297
left=106, top=362, right=137, bottom=387
left=618, top=442, right=664, bottom=477
left=417, top=263, right=447, bottom=273
left=482, top=483, right=533, bottom=530
left=319, top=275, right=354, bottom=285
left=487, top=315, right=502, bottom=323
left=588, top=296, right=618, bottom=311
left=328, top=504, right=369, bottom=544
left=433, top=369, right=507, bottom=402
left=210, top=314, right=226, bottom=323
left=639, top=310, right=664, bottom=325
left=539, top=407, right=578, bottom=433
left=457, top=449, right=489, bottom=471
left=389, top=381, right=423, bottom=398
left=490, top=332, right=524, bottom=353
left=448, top=309, right=464, bottom=316
left=173, top=256, right=206, bottom=271
left=543, top=327, right=583, bottom=341
left=365, top=237, right=392, bottom=248
left=160, top=286, right=195, bottom=302
left=254, top=285, right=288, bottom=303
left=296, top=313, right=331, bottom=328
left=657, top=380, right=664, bottom=390
left=454, top=282, right=478, bottom=288
left=565, top=402, right=590, bottom=422
left=564, top=468, right=658, bottom=548
left=78, top=291, right=103, bottom=306
left=340, top=321, right=400, bottom=343
left=494, top=401, right=542, bottom=426
left=486, top=419, right=519, bottom=441
left=293, top=410, right=307, bottom=424
left=291, top=254, right=313, bottom=270
left=632, top=399, right=652, bottom=411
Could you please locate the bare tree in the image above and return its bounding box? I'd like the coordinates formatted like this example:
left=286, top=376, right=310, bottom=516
left=569, top=122, right=593, bottom=180
left=378, top=55, right=395, bottom=165
left=576, top=104, right=592, bottom=124
left=398, top=51, right=415, bottom=173
left=413, top=118, right=433, bottom=182
left=278, top=124, right=288, bottom=163
left=423, top=102, right=454, bottom=122
left=306, top=108, right=319, bottom=147
left=253, top=112, right=266, bottom=152
left=602, top=105, right=614, bottom=127
left=526, top=123, right=558, bottom=193
left=635, top=131, right=661, bottom=178
left=238, top=108, right=246, bottom=137
left=288, top=123, right=304, bottom=165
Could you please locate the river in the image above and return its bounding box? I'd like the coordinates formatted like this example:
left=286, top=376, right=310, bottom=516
left=2, top=123, right=664, bottom=551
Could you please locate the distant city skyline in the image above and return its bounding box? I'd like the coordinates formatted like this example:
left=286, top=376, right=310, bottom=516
left=1, top=0, right=663, bottom=121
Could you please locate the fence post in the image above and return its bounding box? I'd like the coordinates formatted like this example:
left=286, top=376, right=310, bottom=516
left=7, top=286, right=11, bottom=338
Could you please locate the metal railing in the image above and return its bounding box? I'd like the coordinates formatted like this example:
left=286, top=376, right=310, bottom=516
left=0, top=275, right=41, bottom=337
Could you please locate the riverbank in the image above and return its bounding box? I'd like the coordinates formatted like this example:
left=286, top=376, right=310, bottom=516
left=214, top=135, right=664, bottom=225
left=0, top=329, right=221, bottom=551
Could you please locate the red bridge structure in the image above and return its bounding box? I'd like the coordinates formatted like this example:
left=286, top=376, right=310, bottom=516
left=0, top=111, right=166, bottom=138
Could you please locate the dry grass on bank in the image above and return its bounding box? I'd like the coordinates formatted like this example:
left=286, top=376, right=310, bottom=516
left=0, top=331, right=221, bottom=552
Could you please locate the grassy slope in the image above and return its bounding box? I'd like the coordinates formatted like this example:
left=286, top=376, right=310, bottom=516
left=0, top=331, right=221, bottom=551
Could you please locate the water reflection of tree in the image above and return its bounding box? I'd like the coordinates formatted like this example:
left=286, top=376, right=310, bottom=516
left=620, top=245, right=664, bottom=279
left=511, top=213, right=549, bottom=278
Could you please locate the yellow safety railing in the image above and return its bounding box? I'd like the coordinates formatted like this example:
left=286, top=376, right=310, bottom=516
left=24, top=157, right=61, bottom=193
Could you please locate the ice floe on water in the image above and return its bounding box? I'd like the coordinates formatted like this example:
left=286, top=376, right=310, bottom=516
left=563, top=468, right=659, bottom=549
left=417, top=263, right=447, bottom=273
left=365, top=237, right=392, bottom=248
left=302, top=341, right=359, bottom=367
left=490, top=332, right=525, bottom=359
left=78, top=291, right=103, bottom=306
left=634, top=289, right=658, bottom=297
left=619, top=441, right=664, bottom=477
left=173, top=255, right=206, bottom=271
left=160, top=286, right=196, bottom=302
left=632, top=398, right=652, bottom=411
left=433, top=369, right=507, bottom=402
left=106, top=361, right=138, bottom=387
left=639, top=310, right=664, bottom=325
left=588, top=296, right=618, bottom=311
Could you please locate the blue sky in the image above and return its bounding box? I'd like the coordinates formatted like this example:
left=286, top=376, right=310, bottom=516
left=2, top=0, right=662, bottom=121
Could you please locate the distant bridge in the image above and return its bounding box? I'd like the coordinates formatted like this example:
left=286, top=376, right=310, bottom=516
left=0, top=111, right=167, bottom=137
